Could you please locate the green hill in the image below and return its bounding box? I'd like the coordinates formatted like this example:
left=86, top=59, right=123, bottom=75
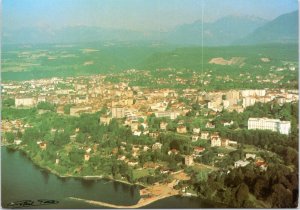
left=2, top=43, right=298, bottom=82
left=139, top=43, right=298, bottom=71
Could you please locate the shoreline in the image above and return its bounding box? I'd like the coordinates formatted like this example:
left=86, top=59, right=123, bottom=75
left=68, top=192, right=179, bottom=208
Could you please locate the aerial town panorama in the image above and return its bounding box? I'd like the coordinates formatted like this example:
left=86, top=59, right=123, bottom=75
left=1, top=0, right=299, bottom=209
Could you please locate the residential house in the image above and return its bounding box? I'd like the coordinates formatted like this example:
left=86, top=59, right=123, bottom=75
left=100, top=115, right=112, bottom=125
left=221, top=139, right=229, bottom=147
left=149, top=132, right=159, bottom=139
left=234, top=160, right=250, bottom=168
left=211, top=136, right=221, bottom=147
left=160, top=121, right=168, bottom=130
left=133, top=131, right=142, bottom=136
left=168, top=149, right=179, bottom=155
left=193, top=128, right=201, bottom=134
left=194, top=147, right=205, bottom=154
left=128, top=161, right=139, bottom=167
left=200, top=131, right=210, bottom=140
left=118, top=155, right=126, bottom=161
left=223, top=121, right=234, bottom=127
left=228, top=140, right=238, bottom=146
left=141, top=123, right=148, bottom=130
left=192, top=135, right=199, bottom=142
left=86, top=147, right=92, bottom=154
left=245, top=153, right=256, bottom=160
left=152, top=142, right=162, bottom=150
left=255, top=159, right=268, bottom=171
left=177, top=125, right=187, bottom=134
left=14, top=139, right=22, bottom=145
left=39, top=142, right=47, bottom=150
left=131, top=122, right=139, bottom=132
left=205, top=122, right=215, bottom=129
left=84, top=154, right=90, bottom=161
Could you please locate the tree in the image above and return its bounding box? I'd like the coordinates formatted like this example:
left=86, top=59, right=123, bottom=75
left=119, top=162, right=129, bottom=177
left=22, top=127, right=40, bottom=143
left=37, top=102, right=55, bottom=111
left=146, top=176, right=156, bottom=185
left=5, top=132, right=15, bottom=143
left=285, top=147, right=298, bottom=166
left=53, top=131, right=70, bottom=146
left=269, top=184, right=293, bottom=208
left=38, top=120, right=51, bottom=136
left=76, top=133, right=86, bottom=143
left=69, top=149, right=84, bottom=165
left=16, top=130, right=23, bottom=139
left=195, top=171, right=208, bottom=182
left=126, top=168, right=134, bottom=183
left=235, top=183, right=249, bottom=207
left=111, top=163, right=120, bottom=178
left=64, top=104, right=72, bottom=114
left=2, top=98, right=15, bottom=107
left=44, top=133, right=54, bottom=143
left=254, top=178, right=268, bottom=199
left=170, top=140, right=180, bottom=150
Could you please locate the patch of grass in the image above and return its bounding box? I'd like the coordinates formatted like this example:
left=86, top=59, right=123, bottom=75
left=243, top=144, right=261, bottom=153
left=132, top=168, right=155, bottom=180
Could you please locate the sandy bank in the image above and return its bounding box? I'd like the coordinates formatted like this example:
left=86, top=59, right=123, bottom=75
left=69, top=180, right=180, bottom=208
left=69, top=192, right=178, bottom=208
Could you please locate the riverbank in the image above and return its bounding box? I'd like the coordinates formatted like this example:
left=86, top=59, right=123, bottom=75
left=69, top=193, right=177, bottom=208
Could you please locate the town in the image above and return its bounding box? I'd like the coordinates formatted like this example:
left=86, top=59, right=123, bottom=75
left=1, top=71, right=298, bottom=208
left=2, top=0, right=299, bottom=208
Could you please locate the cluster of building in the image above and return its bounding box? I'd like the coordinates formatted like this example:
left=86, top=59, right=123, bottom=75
left=2, top=75, right=298, bottom=118
left=2, top=75, right=294, bottom=144
left=1, top=74, right=296, bottom=171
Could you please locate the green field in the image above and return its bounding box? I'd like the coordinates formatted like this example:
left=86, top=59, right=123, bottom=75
left=132, top=168, right=155, bottom=180
left=2, top=43, right=298, bottom=91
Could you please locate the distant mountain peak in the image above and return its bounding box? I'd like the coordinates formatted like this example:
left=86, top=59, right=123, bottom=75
left=2, top=11, right=298, bottom=46
left=235, top=10, right=298, bottom=45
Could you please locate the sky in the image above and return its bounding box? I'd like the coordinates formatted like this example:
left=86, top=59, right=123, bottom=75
left=2, top=0, right=298, bottom=31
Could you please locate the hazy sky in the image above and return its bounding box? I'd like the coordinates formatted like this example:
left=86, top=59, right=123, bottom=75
left=3, top=0, right=298, bottom=31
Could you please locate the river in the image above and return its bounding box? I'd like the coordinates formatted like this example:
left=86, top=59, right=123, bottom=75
left=1, top=147, right=218, bottom=208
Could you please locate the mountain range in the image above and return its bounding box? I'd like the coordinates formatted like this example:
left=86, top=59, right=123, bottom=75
left=3, top=11, right=298, bottom=46
left=235, top=10, right=298, bottom=45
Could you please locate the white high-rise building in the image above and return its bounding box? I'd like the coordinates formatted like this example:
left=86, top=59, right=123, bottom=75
left=248, top=118, right=291, bottom=135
